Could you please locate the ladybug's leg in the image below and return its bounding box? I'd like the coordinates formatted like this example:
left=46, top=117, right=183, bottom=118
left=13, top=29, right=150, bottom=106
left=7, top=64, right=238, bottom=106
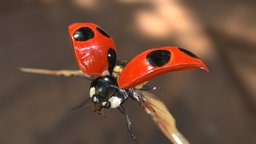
left=71, top=97, right=91, bottom=111
left=98, top=109, right=106, bottom=117
left=138, top=85, right=159, bottom=91
left=118, top=105, right=140, bottom=144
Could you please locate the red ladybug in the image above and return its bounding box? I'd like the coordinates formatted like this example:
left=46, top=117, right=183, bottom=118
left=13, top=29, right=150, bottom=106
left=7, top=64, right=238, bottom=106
left=67, top=22, right=208, bottom=110
left=68, top=23, right=208, bottom=143
left=21, top=22, right=209, bottom=144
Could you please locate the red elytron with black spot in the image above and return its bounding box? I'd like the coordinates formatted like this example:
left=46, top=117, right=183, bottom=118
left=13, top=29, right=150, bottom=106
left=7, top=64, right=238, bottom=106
left=69, top=23, right=116, bottom=76
left=21, top=23, right=208, bottom=144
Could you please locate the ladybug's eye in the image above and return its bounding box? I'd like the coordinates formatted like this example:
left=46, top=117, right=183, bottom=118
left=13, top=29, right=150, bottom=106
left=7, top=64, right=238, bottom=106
left=73, top=27, right=94, bottom=41
left=146, top=50, right=171, bottom=67
left=96, top=27, right=110, bottom=38
left=107, top=48, right=116, bottom=74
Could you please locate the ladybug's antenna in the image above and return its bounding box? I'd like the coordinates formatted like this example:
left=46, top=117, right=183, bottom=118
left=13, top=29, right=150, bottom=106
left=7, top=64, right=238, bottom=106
left=71, top=97, right=91, bottom=111
left=118, top=105, right=140, bottom=144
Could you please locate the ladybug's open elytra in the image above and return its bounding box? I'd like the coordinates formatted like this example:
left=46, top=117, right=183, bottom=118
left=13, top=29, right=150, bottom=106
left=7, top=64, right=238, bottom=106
left=21, top=23, right=208, bottom=144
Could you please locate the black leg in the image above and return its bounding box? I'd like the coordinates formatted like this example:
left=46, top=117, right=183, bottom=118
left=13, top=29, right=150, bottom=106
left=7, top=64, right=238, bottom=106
left=139, top=85, right=159, bottom=91
left=118, top=105, right=140, bottom=144
left=71, top=97, right=90, bottom=111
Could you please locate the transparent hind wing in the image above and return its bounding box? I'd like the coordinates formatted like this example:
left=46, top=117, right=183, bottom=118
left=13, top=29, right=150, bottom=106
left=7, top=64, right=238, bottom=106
left=139, top=91, right=190, bottom=144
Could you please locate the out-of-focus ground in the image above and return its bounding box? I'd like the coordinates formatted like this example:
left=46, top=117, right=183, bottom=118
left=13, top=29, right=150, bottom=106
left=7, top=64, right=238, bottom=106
left=0, top=0, right=255, bottom=144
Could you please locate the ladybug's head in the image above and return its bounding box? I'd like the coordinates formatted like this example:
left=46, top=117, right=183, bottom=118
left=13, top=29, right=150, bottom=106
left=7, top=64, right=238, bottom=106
left=89, top=76, right=126, bottom=111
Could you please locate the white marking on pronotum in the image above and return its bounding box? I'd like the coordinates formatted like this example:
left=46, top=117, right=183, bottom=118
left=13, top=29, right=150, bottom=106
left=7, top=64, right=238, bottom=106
left=108, top=96, right=122, bottom=108
left=90, top=87, right=96, bottom=98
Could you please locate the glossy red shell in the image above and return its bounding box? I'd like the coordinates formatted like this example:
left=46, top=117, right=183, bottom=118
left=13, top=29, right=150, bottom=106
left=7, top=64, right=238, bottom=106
left=68, top=23, right=116, bottom=76
left=117, top=46, right=209, bottom=89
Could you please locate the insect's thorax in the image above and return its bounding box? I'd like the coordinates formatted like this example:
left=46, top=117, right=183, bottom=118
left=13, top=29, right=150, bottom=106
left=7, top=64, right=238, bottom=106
left=89, top=76, right=127, bottom=110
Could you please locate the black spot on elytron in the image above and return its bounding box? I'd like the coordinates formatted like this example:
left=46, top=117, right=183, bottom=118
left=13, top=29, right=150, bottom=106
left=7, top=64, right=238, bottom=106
left=107, top=48, right=116, bottom=74
left=178, top=48, right=199, bottom=59
left=73, top=27, right=94, bottom=41
left=96, top=27, right=110, bottom=38
left=146, top=50, right=171, bottom=67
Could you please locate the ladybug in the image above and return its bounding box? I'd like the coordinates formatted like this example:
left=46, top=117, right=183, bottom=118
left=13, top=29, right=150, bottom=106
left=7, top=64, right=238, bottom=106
left=68, top=23, right=208, bottom=111
left=21, top=23, right=208, bottom=144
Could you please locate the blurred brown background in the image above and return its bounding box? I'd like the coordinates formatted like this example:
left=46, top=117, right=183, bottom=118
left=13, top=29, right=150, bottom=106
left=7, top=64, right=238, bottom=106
left=1, top=0, right=255, bottom=144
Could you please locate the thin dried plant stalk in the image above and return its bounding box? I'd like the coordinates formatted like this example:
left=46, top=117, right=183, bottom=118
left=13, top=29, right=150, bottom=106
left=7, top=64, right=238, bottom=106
left=20, top=67, right=89, bottom=77
left=142, top=91, right=189, bottom=144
